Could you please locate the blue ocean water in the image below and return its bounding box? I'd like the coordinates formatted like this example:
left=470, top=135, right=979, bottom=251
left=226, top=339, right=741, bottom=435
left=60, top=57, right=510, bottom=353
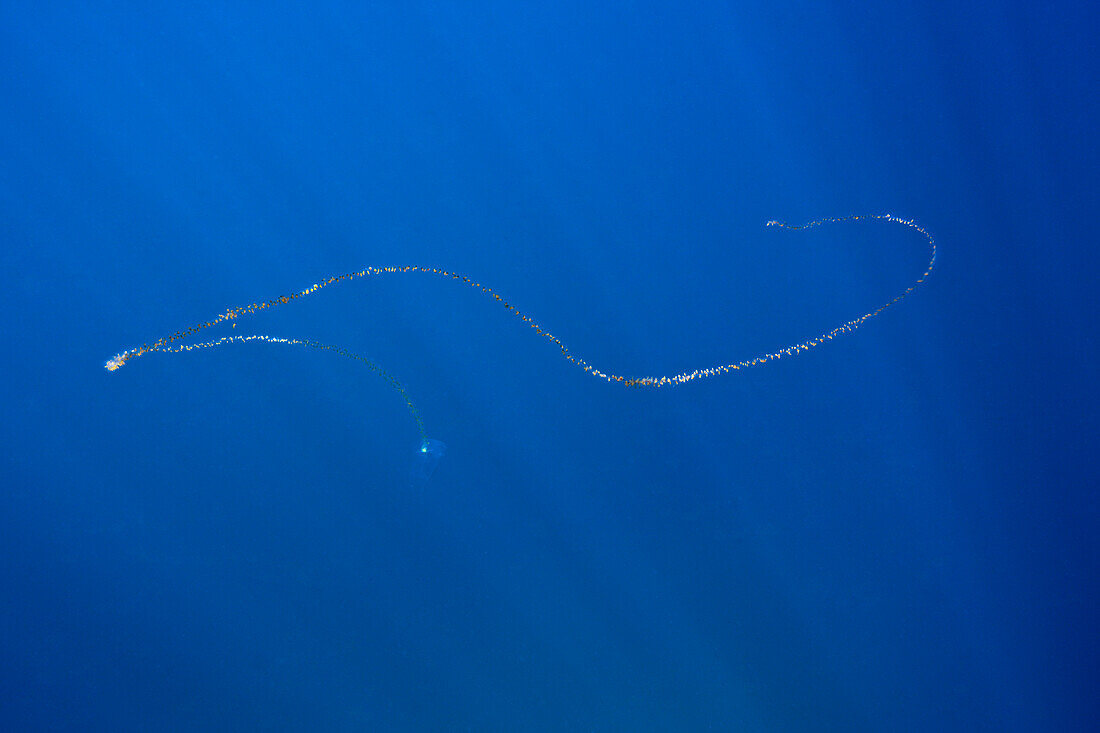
left=1, top=1, right=1096, bottom=730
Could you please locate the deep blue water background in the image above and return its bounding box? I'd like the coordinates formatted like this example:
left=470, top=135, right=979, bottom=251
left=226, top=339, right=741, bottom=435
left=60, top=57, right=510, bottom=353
left=2, top=2, right=1097, bottom=730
